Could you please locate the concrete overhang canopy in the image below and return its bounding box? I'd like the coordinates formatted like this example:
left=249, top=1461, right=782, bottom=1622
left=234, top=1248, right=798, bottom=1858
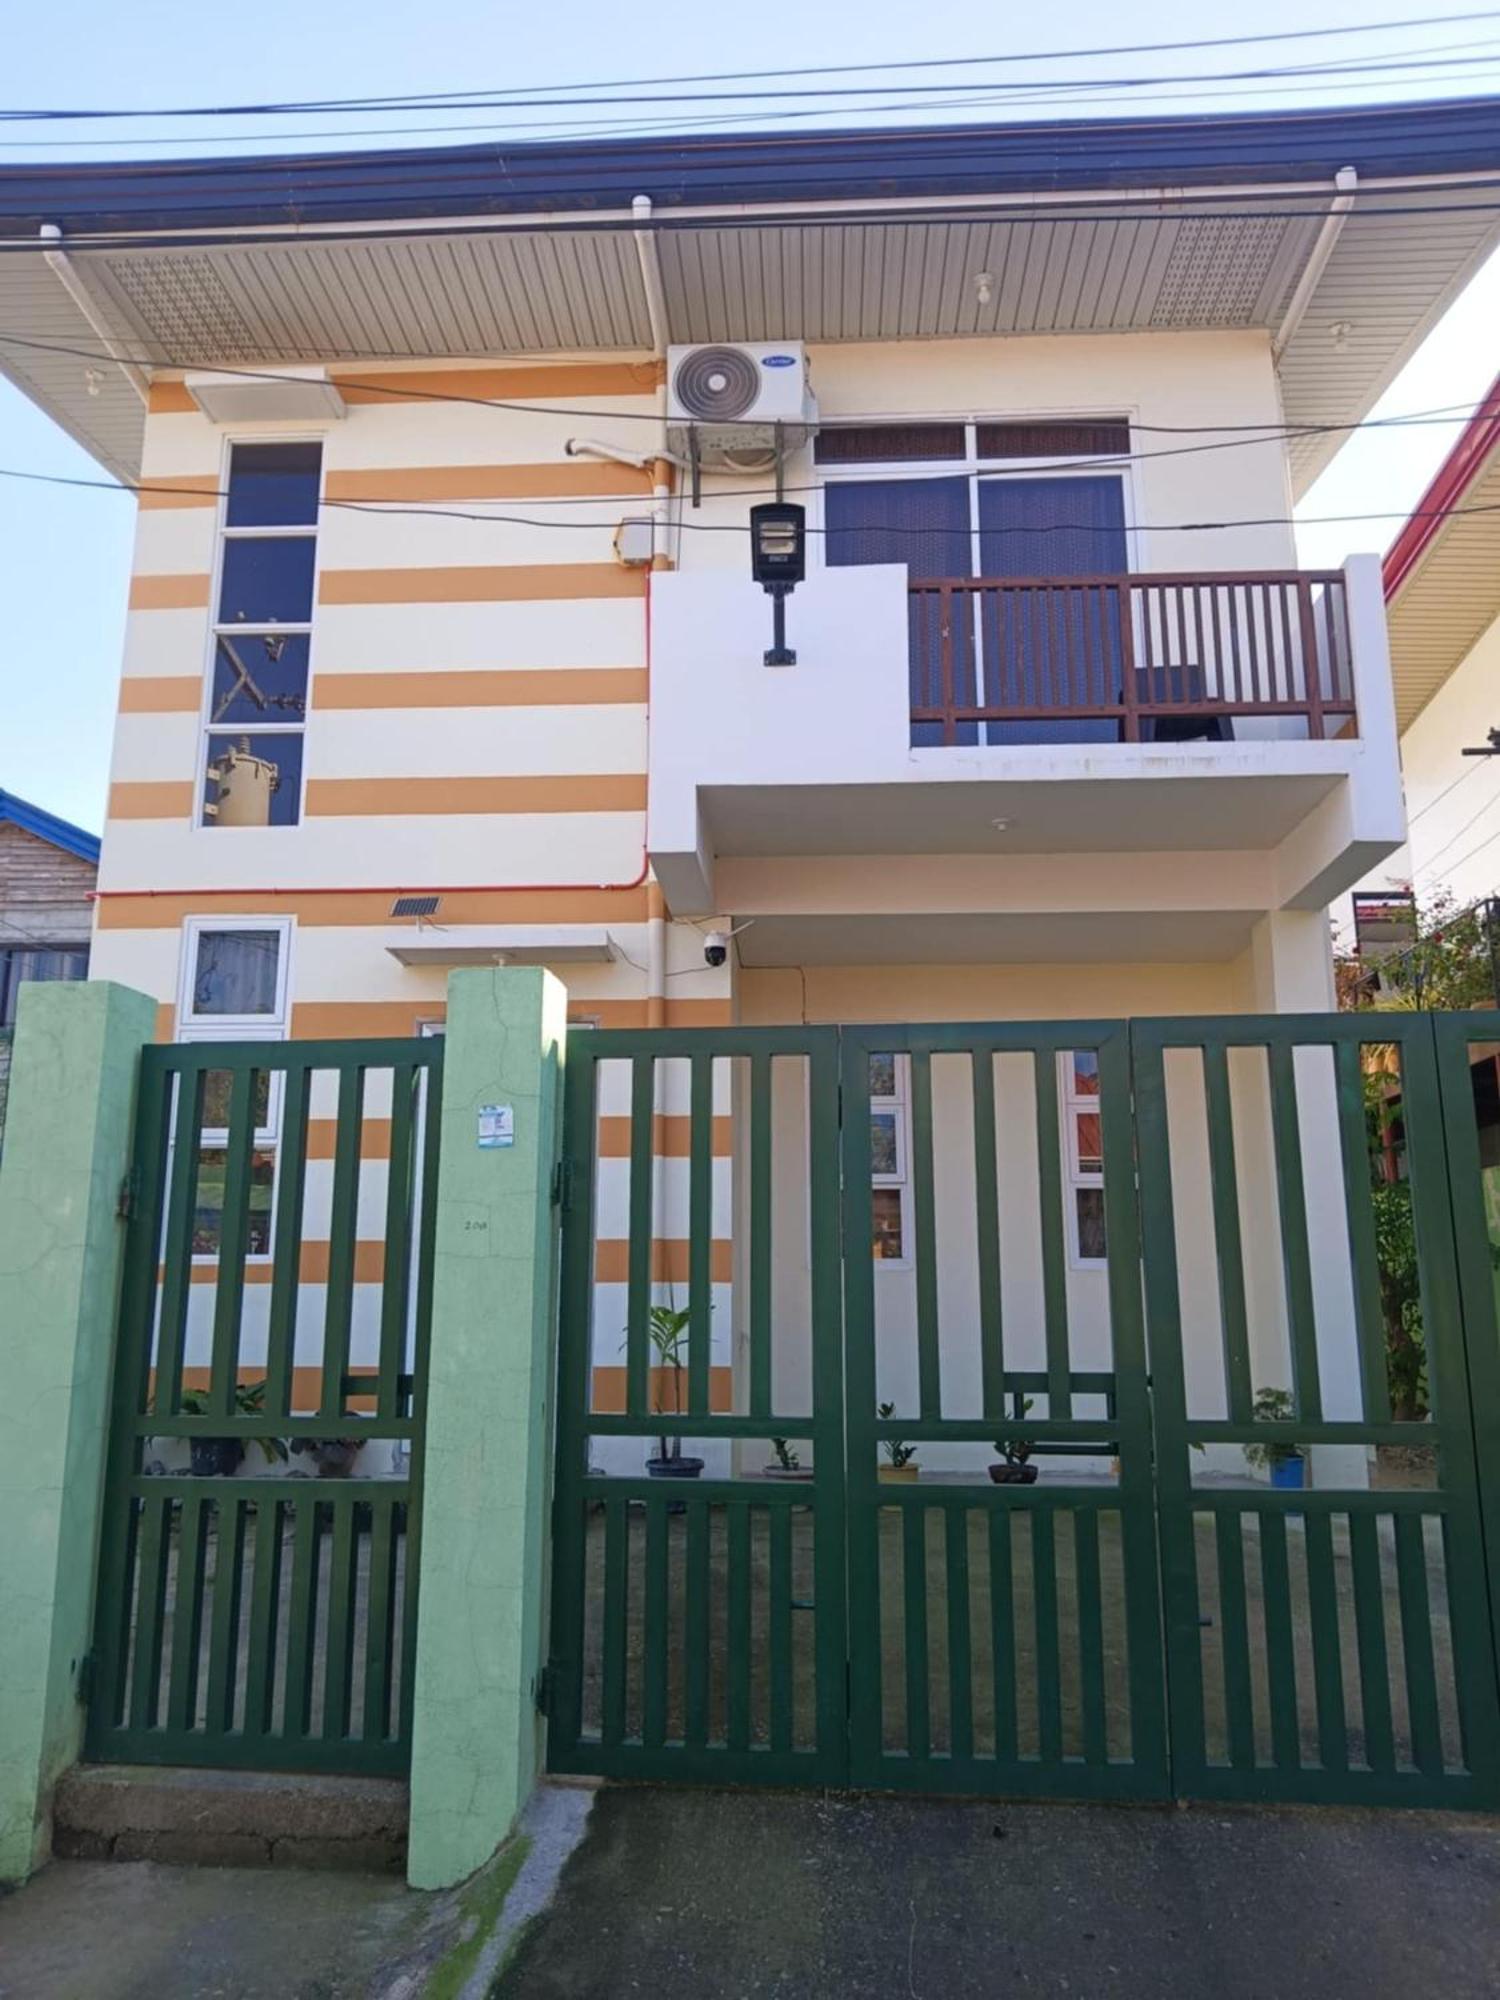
left=3, top=96, right=1500, bottom=490
left=1382, top=370, right=1500, bottom=732
left=384, top=925, right=617, bottom=966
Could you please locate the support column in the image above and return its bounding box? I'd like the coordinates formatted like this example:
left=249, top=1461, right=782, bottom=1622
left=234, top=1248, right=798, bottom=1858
left=407, top=967, right=567, bottom=1891
left=0, top=980, right=157, bottom=1885
left=1248, top=909, right=1336, bottom=1013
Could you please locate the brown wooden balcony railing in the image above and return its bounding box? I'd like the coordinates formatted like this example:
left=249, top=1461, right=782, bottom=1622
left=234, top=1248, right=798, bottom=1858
left=908, top=571, right=1355, bottom=745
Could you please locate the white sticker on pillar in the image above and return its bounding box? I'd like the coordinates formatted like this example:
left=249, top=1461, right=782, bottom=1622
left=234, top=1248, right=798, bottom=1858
left=477, top=1104, right=514, bottom=1149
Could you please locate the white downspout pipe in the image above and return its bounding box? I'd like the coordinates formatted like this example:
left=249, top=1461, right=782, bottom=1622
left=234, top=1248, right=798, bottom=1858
left=38, top=223, right=150, bottom=408
left=631, top=194, right=677, bottom=569
left=1272, top=167, right=1358, bottom=364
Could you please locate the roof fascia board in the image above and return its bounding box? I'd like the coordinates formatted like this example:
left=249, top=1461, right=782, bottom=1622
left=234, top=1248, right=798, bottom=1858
left=1384, top=370, right=1500, bottom=600
left=0, top=791, right=102, bottom=865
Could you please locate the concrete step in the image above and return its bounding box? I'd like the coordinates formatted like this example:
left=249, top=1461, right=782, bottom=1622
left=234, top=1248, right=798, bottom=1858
left=52, top=1764, right=408, bottom=1872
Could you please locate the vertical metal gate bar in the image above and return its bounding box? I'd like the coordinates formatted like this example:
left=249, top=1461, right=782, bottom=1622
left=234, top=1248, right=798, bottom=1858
left=1333, top=1040, right=1392, bottom=1423
left=1303, top=1511, right=1349, bottom=1773
left=1257, top=1512, right=1300, bottom=1770
left=902, top=1504, right=931, bottom=1761
left=376, top=1064, right=419, bottom=1420
left=970, top=1048, right=1005, bottom=1421
left=203, top=1495, right=247, bottom=1735
left=243, top=1494, right=283, bottom=1741
left=1266, top=1042, right=1322, bottom=1421
left=625, top=1055, right=655, bottom=1417
left=363, top=1492, right=399, bottom=1745
left=1032, top=1049, right=1072, bottom=1421
left=806, top=1031, right=849, bottom=1780
left=128, top=1494, right=171, bottom=1733
left=840, top=1030, right=882, bottom=1782
left=748, top=1049, right=773, bottom=1421
left=988, top=1511, right=1018, bottom=1764
left=1201, top=1044, right=1253, bottom=1425
left=642, top=1500, right=669, bottom=1750
left=1032, top=1511, right=1063, bottom=1765
left=1213, top=1511, right=1256, bottom=1770
left=769, top=1505, right=794, bottom=1755
left=548, top=1050, right=598, bottom=1759
left=155, top=1068, right=207, bottom=1419
left=208, top=1065, right=257, bottom=1419
left=726, top=1501, right=752, bottom=1753
left=165, top=1493, right=210, bottom=1735
left=283, top=1497, right=322, bottom=1739
left=1074, top=1510, right=1107, bottom=1766
left=320, top=1063, right=366, bottom=1420
left=945, top=1505, right=974, bottom=1763
left=600, top=1496, right=629, bottom=1748
left=909, top=1049, right=941, bottom=1421
left=687, top=1052, right=714, bottom=1418
left=1394, top=1514, right=1444, bottom=1778
left=1349, top=1513, right=1396, bottom=1775
left=265, top=1061, right=310, bottom=1423
left=684, top=1497, right=711, bottom=1749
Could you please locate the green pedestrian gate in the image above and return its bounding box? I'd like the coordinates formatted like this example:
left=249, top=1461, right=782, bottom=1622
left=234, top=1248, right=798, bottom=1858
left=87, top=1036, right=442, bottom=1776
left=546, top=1014, right=1500, bottom=1809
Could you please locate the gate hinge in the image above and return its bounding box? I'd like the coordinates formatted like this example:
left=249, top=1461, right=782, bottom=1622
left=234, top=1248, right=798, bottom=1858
left=116, top=1167, right=139, bottom=1221
left=76, top=1649, right=98, bottom=1708
left=534, top=1662, right=555, bottom=1715
left=551, top=1158, right=574, bottom=1211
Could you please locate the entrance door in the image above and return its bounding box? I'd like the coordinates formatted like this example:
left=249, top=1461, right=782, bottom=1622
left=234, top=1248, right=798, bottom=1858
left=824, top=475, right=975, bottom=746
left=978, top=474, right=1128, bottom=744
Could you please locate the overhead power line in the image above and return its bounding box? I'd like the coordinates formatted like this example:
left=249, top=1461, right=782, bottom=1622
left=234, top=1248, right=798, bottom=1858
left=0, top=328, right=1492, bottom=439
left=3, top=455, right=1499, bottom=542
left=3, top=13, right=1496, bottom=122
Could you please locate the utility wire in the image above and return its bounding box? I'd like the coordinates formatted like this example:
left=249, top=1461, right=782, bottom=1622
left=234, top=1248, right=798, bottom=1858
left=3, top=456, right=1498, bottom=540
left=4, top=14, right=1497, bottom=120
left=1406, top=755, right=1491, bottom=826
left=1416, top=775, right=1500, bottom=875
left=0, top=328, right=1492, bottom=438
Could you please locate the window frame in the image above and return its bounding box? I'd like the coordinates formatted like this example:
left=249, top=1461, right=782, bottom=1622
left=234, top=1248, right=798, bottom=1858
left=1060, top=1049, right=1108, bottom=1270
left=0, top=942, right=90, bottom=1027
left=813, top=410, right=1144, bottom=584
left=197, top=434, right=325, bottom=832
left=175, top=917, right=293, bottom=1266
left=870, top=1052, right=913, bottom=1269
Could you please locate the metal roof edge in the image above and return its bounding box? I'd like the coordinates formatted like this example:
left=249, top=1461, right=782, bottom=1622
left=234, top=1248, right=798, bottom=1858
left=0, top=789, right=102, bottom=865
left=3, top=93, right=1500, bottom=236
left=1383, top=367, right=1500, bottom=601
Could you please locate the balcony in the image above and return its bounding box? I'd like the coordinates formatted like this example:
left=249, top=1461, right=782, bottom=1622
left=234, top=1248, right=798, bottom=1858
left=908, top=571, right=1355, bottom=747
left=646, top=555, right=1401, bottom=922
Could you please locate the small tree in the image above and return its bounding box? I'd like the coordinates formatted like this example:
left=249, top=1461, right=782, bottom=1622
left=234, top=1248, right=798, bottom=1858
left=1337, top=887, right=1498, bottom=1015
left=646, top=1302, right=692, bottom=1464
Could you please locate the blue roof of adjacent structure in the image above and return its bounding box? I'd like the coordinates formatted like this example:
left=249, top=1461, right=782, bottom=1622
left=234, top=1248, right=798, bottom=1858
left=0, top=790, right=101, bottom=865
left=0, top=95, right=1497, bottom=236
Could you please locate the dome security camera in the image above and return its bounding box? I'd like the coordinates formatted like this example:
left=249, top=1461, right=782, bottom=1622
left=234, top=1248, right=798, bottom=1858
left=704, top=930, right=729, bottom=968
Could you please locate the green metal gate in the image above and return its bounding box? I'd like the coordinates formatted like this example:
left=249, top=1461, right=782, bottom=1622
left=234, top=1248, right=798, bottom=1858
left=88, top=1036, right=441, bottom=1775
left=546, top=1011, right=1500, bottom=1808
left=1135, top=1013, right=1500, bottom=1807
left=839, top=1022, right=1169, bottom=1797
left=547, top=1027, right=850, bottom=1784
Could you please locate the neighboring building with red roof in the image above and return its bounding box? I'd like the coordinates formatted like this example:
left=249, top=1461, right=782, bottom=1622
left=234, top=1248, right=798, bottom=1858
left=1373, top=372, right=1500, bottom=905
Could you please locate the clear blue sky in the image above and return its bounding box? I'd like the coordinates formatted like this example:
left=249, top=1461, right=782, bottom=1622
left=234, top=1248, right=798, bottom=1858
left=3, top=0, right=1498, bottom=830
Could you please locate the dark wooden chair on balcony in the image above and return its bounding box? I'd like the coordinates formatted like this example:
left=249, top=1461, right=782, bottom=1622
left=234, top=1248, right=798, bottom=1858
left=1130, top=664, right=1232, bottom=744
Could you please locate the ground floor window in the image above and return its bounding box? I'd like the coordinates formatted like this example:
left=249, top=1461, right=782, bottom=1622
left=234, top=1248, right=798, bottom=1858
left=1063, top=1050, right=1106, bottom=1264
left=870, top=1052, right=909, bottom=1262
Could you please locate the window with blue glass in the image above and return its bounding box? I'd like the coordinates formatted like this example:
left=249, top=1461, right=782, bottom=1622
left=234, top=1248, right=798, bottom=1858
left=202, top=442, right=321, bottom=828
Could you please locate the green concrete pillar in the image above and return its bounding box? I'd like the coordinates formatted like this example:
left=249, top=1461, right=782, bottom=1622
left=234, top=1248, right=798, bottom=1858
left=0, top=980, right=157, bottom=1884
left=407, top=968, right=568, bottom=1890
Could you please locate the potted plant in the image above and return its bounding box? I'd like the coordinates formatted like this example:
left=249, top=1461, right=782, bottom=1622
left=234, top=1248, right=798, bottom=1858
left=877, top=1402, right=919, bottom=1483
left=763, top=1437, right=814, bottom=1481
left=175, top=1381, right=289, bottom=1478
left=1244, top=1385, right=1306, bottom=1490
left=644, top=1302, right=704, bottom=1480
left=990, top=1397, right=1039, bottom=1484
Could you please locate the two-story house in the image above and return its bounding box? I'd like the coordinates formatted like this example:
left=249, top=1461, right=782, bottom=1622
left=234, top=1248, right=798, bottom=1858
left=3, top=96, right=1499, bottom=1481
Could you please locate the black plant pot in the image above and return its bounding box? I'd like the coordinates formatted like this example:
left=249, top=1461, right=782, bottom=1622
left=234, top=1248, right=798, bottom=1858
left=646, top=1456, right=706, bottom=1480
left=988, top=1462, right=1039, bottom=1485
left=189, top=1436, right=245, bottom=1478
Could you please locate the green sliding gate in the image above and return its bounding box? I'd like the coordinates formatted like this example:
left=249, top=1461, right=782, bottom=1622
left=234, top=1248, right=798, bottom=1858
left=88, top=1036, right=441, bottom=1775
left=547, top=1013, right=1500, bottom=1808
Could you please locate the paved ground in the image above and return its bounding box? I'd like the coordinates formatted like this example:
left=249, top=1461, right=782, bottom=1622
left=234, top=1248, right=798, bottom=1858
left=6, top=1785, right=1498, bottom=1998
left=498, top=1787, right=1500, bottom=2000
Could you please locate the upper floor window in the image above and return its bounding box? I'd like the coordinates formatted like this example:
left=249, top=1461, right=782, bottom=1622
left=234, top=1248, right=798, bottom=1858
left=201, top=442, right=321, bottom=830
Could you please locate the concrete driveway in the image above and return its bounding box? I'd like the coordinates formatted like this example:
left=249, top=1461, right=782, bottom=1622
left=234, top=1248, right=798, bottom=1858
left=499, top=1787, right=1500, bottom=2000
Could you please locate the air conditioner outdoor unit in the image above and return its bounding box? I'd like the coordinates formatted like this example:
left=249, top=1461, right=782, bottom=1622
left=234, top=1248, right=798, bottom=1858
left=666, top=342, right=818, bottom=467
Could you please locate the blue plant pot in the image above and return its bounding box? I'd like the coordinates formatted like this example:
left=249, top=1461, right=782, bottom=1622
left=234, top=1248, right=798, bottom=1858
left=1270, top=1455, right=1307, bottom=1490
